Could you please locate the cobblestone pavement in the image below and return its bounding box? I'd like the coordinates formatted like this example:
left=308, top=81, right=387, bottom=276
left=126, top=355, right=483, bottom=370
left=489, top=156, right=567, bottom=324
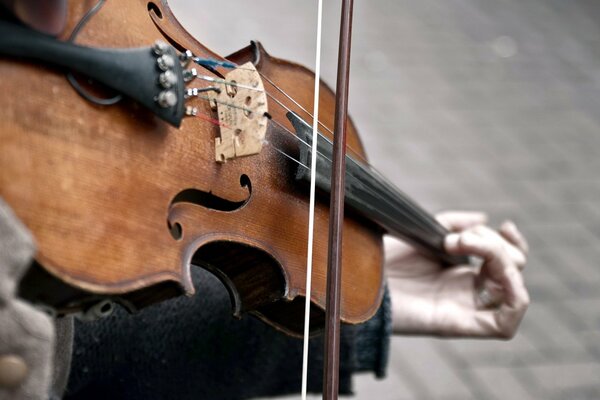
left=174, top=0, right=600, bottom=398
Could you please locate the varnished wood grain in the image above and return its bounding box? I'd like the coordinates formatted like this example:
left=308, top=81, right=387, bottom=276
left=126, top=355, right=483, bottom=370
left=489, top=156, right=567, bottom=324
left=0, top=0, right=384, bottom=328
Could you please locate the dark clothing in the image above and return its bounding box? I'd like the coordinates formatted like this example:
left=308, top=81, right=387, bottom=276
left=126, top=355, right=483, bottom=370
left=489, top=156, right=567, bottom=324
left=65, top=268, right=391, bottom=400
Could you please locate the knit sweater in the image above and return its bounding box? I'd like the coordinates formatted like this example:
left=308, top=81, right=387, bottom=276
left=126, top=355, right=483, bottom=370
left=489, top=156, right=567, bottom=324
left=64, top=267, right=391, bottom=400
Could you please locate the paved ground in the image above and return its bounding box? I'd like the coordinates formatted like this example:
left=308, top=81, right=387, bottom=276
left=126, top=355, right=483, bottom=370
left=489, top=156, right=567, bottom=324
left=174, top=0, right=600, bottom=398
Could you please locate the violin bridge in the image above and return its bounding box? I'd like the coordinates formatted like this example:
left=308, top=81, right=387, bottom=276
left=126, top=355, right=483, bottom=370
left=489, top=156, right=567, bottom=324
left=211, top=62, right=268, bottom=162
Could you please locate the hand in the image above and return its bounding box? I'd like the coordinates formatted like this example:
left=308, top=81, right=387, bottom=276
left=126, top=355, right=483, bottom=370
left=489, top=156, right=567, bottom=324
left=386, top=211, right=529, bottom=338
left=0, top=0, right=67, bottom=35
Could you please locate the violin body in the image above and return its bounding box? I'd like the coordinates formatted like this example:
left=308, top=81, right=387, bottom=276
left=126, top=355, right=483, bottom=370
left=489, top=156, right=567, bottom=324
left=0, top=0, right=384, bottom=334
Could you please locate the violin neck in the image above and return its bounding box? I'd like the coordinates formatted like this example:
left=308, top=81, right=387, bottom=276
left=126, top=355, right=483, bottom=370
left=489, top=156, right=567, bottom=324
left=288, top=112, right=467, bottom=266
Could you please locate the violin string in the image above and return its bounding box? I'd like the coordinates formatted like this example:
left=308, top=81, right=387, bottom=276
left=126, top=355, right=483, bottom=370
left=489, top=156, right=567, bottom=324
left=269, top=117, right=309, bottom=147
left=192, top=91, right=431, bottom=232
left=65, top=0, right=369, bottom=170
left=194, top=75, right=264, bottom=92
left=191, top=73, right=436, bottom=235
left=188, top=84, right=334, bottom=163
left=268, top=117, right=333, bottom=165
left=228, top=67, right=328, bottom=135
left=263, top=139, right=435, bottom=236
left=193, top=111, right=231, bottom=129
left=190, top=96, right=439, bottom=260
left=192, top=57, right=384, bottom=174
left=65, top=0, right=123, bottom=106
left=195, top=94, right=419, bottom=226
left=258, top=72, right=371, bottom=165
left=260, top=78, right=375, bottom=168
left=262, top=93, right=335, bottom=158
left=259, top=72, right=333, bottom=136
left=263, top=93, right=337, bottom=159
left=265, top=141, right=309, bottom=170
left=195, top=94, right=258, bottom=114
left=256, top=106, right=440, bottom=235
left=190, top=92, right=333, bottom=166
left=260, top=89, right=431, bottom=219
left=200, top=58, right=372, bottom=166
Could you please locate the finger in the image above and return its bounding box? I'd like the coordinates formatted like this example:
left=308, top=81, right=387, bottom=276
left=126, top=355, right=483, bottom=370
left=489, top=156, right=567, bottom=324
left=503, top=244, right=526, bottom=270
left=436, top=211, right=488, bottom=232
left=489, top=267, right=529, bottom=339
left=501, top=264, right=529, bottom=310
left=462, top=228, right=528, bottom=309
left=499, top=220, right=529, bottom=255
left=444, top=227, right=529, bottom=339
left=474, top=267, right=529, bottom=338
left=445, top=230, right=513, bottom=285
left=474, top=288, right=529, bottom=339
left=472, top=225, right=527, bottom=269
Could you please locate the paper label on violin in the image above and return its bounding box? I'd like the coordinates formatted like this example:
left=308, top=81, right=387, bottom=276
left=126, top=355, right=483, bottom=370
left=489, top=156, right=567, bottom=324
left=213, top=62, right=268, bottom=162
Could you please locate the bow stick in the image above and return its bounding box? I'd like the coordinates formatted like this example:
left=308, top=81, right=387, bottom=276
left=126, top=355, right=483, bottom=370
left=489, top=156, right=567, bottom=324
left=300, top=0, right=354, bottom=397
left=323, top=0, right=354, bottom=398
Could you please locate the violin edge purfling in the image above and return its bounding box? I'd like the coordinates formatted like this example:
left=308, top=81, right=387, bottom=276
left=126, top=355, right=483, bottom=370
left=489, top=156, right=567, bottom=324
left=2, top=0, right=385, bottom=335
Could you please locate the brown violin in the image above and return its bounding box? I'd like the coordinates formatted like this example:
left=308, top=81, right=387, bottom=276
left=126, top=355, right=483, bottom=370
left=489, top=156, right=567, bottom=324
left=0, top=0, right=462, bottom=337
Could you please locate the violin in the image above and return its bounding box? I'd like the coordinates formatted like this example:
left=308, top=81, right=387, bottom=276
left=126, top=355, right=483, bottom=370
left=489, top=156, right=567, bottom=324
left=0, top=0, right=463, bottom=362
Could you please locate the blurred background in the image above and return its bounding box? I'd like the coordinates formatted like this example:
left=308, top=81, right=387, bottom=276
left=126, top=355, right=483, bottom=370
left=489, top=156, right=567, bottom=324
left=171, top=0, right=600, bottom=398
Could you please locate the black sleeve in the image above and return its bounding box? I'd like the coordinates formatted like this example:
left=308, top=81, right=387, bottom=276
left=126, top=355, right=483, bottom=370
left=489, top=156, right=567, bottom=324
left=65, top=268, right=391, bottom=400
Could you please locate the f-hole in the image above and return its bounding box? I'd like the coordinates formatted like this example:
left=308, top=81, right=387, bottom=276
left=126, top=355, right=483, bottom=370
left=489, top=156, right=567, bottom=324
left=167, top=175, right=252, bottom=239
left=147, top=2, right=162, bottom=19
left=170, top=174, right=251, bottom=211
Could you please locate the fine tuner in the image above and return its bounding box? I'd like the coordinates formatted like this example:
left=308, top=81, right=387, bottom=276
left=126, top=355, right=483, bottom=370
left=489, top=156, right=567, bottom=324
left=0, top=19, right=266, bottom=134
